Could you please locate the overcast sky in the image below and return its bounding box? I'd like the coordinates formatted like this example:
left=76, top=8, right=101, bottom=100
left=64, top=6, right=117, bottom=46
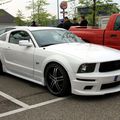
left=0, top=0, right=63, bottom=18
left=0, top=0, right=120, bottom=19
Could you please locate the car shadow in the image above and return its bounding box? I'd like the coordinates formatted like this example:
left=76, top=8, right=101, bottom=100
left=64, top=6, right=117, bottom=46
left=70, top=92, right=120, bottom=102
left=2, top=73, right=120, bottom=101
left=2, top=73, right=46, bottom=89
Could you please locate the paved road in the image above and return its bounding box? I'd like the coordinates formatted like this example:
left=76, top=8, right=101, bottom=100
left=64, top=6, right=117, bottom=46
left=0, top=73, right=120, bottom=120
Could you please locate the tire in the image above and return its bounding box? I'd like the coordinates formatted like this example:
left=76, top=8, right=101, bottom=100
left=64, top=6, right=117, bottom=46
left=0, top=61, right=3, bottom=75
left=45, top=63, right=71, bottom=97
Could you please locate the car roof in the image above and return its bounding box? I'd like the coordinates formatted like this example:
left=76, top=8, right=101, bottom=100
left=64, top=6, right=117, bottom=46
left=0, top=26, right=65, bottom=30
left=5, top=26, right=64, bottom=31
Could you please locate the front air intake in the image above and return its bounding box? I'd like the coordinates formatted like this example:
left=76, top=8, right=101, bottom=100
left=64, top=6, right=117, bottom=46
left=99, top=60, right=120, bottom=72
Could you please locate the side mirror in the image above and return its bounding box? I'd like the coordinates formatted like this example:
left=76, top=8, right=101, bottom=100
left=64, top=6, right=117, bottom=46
left=19, top=40, right=33, bottom=47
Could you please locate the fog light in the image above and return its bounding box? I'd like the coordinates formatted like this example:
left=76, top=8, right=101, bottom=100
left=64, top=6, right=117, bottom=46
left=84, top=86, right=93, bottom=90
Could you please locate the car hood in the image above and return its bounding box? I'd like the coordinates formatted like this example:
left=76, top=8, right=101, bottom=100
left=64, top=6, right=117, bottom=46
left=46, top=43, right=120, bottom=63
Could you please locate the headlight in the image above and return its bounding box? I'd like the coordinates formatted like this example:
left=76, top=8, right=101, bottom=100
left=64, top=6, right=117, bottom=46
left=77, top=63, right=96, bottom=73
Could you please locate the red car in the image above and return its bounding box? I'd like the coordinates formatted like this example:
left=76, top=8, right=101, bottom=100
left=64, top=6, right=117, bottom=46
left=69, top=14, right=120, bottom=50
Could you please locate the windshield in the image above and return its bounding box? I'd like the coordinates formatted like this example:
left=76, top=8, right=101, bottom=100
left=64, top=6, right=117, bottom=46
left=31, top=29, right=84, bottom=47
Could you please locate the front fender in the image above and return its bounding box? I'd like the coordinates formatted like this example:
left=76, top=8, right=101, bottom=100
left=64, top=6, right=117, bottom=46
left=41, top=55, right=75, bottom=82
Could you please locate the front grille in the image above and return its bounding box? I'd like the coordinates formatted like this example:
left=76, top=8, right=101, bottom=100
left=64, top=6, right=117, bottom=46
left=101, top=81, right=120, bottom=90
left=99, top=60, right=120, bottom=72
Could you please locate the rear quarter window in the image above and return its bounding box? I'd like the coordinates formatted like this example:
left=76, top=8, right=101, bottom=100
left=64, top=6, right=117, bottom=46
left=0, top=29, right=5, bottom=35
left=0, top=33, right=7, bottom=41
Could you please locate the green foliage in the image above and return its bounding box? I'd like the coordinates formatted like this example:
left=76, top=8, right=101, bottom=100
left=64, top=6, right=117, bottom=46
left=78, top=0, right=120, bottom=25
left=79, top=0, right=114, bottom=6
left=26, top=0, right=52, bottom=26
left=79, top=0, right=93, bottom=7
left=26, top=0, right=58, bottom=26
left=34, top=12, right=50, bottom=25
left=15, top=10, right=25, bottom=26
left=49, top=16, right=57, bottom=26
left=0, top=10, right=4, bottom=16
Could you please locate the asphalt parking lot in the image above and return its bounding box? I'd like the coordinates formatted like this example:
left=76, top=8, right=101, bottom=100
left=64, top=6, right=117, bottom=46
left=0, top=73, right=120, bottom=120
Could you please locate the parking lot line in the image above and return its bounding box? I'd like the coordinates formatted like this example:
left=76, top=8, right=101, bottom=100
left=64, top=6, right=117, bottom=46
left=29, top=97, right=67, bottom=109
left=0, top=91, right=29, bottom=108
left=0, top=108, right=27, bottom=118
left=0, top=97, right=68, bottom=118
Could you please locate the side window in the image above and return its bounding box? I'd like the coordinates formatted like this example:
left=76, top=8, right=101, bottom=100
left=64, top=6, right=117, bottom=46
left=0, top=29, right=5, bottom=35
left=9, top=31, right=31, bottom=44
left=114, top=16, right=120, bottom=30
left=0, top=33, right=7, bottom=41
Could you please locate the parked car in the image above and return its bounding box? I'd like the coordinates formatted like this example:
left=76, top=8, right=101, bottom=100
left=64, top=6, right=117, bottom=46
left=69, top=14, right=120, bottom=50
left=0, top=27, right=120, bottom=96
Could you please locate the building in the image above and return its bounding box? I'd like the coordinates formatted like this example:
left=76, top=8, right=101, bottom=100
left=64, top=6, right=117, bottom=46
left=0, top=9, right=16, bottom=28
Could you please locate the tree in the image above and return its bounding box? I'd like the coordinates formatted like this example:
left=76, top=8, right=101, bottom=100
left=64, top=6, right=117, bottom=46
left=15, top=10, right=25, bottom=26
left=78, top=0, right=120, bottom=26
left=49, top=16, right=57, bottom=26
left=26, top=0, right=51, bottom=25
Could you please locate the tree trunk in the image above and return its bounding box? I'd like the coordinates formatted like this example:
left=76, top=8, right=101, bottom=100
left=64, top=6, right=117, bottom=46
left=93, top=0, right=96, bottom=26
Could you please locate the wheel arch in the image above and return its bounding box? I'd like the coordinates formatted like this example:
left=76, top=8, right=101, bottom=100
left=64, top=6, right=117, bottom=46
left=42, top=55, right=74, bottom=78
left=44, top=61, right=70, bottom=78
left=44, top=61, right=72, bottom=85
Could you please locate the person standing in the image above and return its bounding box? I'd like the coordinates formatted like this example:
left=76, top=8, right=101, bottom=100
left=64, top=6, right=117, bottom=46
left=63, top=17, right=73, bottom=30
left=79, top=16, right=88, bottom=27
left=57, top=19, right=64, bottom=28
left=31, top=21, right=37, bottom=26
left=72, top=17, right=79, bottom=26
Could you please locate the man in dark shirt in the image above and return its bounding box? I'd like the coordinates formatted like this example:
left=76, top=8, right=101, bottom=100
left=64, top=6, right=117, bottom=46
left=72, top=17, right=79, bottom=26
left=79, top=16, right=88, bottom=27
left=63, top=17, right=73, bottom=30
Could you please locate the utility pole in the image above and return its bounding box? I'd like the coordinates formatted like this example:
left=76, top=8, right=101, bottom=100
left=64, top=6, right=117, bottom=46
left=57, top=0, right=60, bottom=24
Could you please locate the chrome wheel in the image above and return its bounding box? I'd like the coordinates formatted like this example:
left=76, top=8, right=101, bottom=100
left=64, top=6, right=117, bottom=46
left=45, top=63, right=71, bottom=96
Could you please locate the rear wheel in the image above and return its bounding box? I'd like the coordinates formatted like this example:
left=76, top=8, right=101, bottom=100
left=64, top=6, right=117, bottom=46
left=45, top=63, right=71, bottom=96
left=0, top=61, right=3, bottom=75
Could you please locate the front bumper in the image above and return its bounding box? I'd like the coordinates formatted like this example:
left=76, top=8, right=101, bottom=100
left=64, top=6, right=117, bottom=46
left=71, top=71, right=120, bottom=95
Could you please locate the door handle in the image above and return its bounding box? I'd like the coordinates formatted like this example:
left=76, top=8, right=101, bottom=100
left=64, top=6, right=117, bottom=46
left=110, top=34, right=117, bottom=38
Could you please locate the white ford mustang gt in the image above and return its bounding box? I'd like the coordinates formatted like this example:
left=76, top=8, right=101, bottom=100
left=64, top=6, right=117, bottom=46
left=0, top=27, right=120, bottom=96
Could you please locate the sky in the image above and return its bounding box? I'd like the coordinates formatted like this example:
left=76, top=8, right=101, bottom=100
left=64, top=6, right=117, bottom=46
left=0, top=0, right=120, bottom=19
left=0, top=0, right=63, bottom=18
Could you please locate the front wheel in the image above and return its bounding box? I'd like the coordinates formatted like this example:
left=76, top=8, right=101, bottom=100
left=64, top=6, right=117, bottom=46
left=45, top=63, right=71, bottom=96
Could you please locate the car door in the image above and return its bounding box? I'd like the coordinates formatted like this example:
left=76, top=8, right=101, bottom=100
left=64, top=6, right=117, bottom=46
left=3, top=30, right=34, bottom=78
left=104, top=16, right=120, bottom=50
